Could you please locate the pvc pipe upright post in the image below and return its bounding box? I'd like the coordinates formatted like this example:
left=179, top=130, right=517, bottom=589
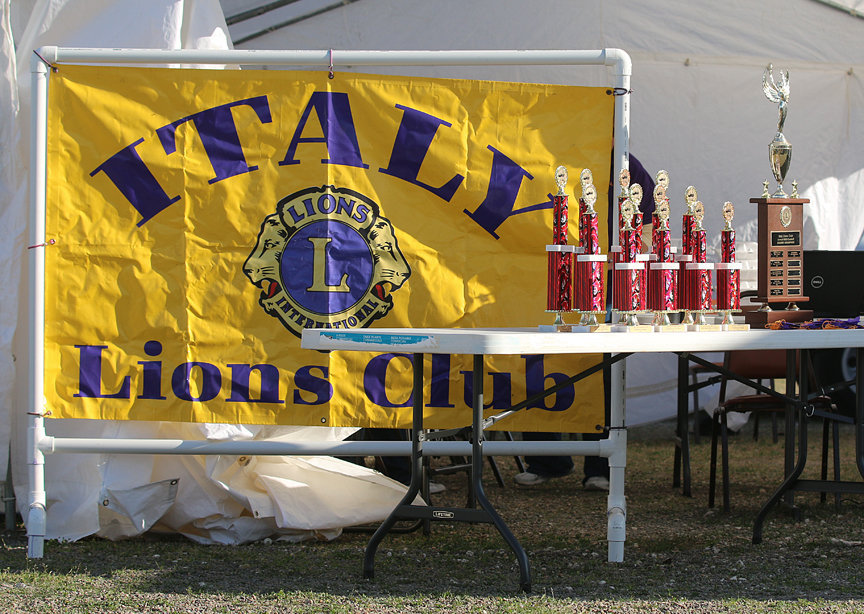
left=605, top=50, right=631, bottom=564
left=607, top=355, right=627, bottom=563
left=608, top=48, right=631, bottom=247
left=27, top=53, right=50, bottom=558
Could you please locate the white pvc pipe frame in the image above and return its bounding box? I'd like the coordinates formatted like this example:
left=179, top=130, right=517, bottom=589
left=27, top=47, right=632, bottom=560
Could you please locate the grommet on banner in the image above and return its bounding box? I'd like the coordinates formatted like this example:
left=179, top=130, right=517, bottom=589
left=328, top=49, right=335, bottom=79
left=28, top=238, right=55, bottom=250
left=33, top=50, right=59, bottom=73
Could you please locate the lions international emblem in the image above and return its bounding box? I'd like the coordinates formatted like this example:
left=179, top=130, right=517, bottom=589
left=244, top=185, right=410, bottom=337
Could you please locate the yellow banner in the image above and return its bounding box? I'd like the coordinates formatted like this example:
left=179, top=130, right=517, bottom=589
left=45, top=65, right=612, bottom=431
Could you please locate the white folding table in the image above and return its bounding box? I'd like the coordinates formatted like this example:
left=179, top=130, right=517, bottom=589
left=303, top=326, right=864, bottom=591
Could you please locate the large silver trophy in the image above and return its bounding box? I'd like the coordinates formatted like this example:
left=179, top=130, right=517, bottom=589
left=762, top=64, right=791, bottom=197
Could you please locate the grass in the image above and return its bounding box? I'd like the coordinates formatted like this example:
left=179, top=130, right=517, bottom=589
left=1, top=419, right=864, bottom=612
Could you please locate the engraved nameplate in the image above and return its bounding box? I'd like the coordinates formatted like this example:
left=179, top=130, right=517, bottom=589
left=771, top=231, right=801, bottom=247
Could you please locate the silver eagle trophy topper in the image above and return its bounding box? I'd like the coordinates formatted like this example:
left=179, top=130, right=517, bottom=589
left=762, top=64, right=792, bottom=198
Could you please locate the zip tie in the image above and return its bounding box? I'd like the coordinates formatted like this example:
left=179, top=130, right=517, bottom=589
left=28, top=239, right=55, bottom=249
left=27, top=410, right=52, bottom=417
left=328, top=49, right=335, bottom=79
left=606, top=87, right=632, bottom=96
left=33, top=50, right=59, bottom=73
left=602, top=425, right=628, bottom=432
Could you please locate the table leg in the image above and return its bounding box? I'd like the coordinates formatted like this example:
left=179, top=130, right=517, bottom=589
left=363, top=352, right=426, bottom=580
left=674, top=353, right=692, bottom=496
left=470, top=354, right=532, bottom=592
left=362, top=352, right=532, bottom=592
left=783, top=348, right=797, bottom=507
left=753, top=349, right=810, bottom=544
left=857, top=348, right=864, bottom=479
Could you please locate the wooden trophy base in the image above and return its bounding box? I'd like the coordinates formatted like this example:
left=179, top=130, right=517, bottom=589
left=744, top=307, right=814, bottom=329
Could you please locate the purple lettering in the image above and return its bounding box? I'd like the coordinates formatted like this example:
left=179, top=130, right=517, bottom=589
left=74, top=345, right=131, bottom=399
left=461, top=369, right=512, bottom=409
left=137, top=340, right=166, bottom=400
left=227, top=363, right=283, bottom=403
left=279, top=92, right=368, bottom=168
left=427, top=353, right=455, bottom=408
left=464, top=146, right=534, bottom=239
left=379, top=104, right=464, bottom=201
left=155, top=96, right=271, bottom=184
left=293, top=365, right=332, bottom=405
left=364, top=353, right=413, bottom=408
left=171, top=362, right=222, bottom=402
left=522, top=354, right=574, bottom=411
left=90, top=139, right=180, bottom=227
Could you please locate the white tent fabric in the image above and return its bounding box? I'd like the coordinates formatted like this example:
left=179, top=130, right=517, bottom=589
left=2, top=0, right=416, bottom=545
left=233, top=0, right=864, bottom=424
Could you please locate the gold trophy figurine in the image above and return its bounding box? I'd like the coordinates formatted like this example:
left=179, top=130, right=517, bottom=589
left=763, top=64, right=792, bottom=198
left=619, top=168, right=631, bottom=199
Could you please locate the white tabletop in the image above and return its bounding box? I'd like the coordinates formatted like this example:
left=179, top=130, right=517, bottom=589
left=302, top=327, right=864, bottom=355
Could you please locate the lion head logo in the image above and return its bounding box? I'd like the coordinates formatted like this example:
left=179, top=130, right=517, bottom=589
left=243, top=185, right=410, bottom=337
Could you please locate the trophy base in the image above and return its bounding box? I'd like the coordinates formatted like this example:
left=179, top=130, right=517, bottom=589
left=654, top=323, right=688, bottom=333
left=538, top=323, right=591, bottom=333
left=723, top=323, right=751, bottom=331
left=744, top=308, right=813, bottom=329
left=687, top=323, right=723, bottom=332
left=610, top=323, right=654, bottom=333
left=589, top=323, right=615, bottom=333
left=686, top=311, right=721, bottom=331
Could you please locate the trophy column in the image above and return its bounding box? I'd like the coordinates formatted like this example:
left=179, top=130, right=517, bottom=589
left=683, top=201, right=716, bottom=329
left=545, top=166, right=579, bottom=329
left=611, top=191, right=648, bottom=329
left=648, top=187, right=681, bottom=329
left=715, top=202, right=747, bottom=330
left=575, top=173, right=606, bottom=327
left=677, top=186, right=698, bottom=324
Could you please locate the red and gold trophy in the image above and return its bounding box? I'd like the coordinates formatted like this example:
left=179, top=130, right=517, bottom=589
left=633, top=185, right=651, bottom=312
left=715, top=201, right=747, bottom=329
left=578, top=167, right=594, bottom=238
left=609, top=169, right=630, bottom=264
left=684, top=201, right=716, bottom=328
left=651, top=170, right=670, bottom=254
left=677, top=186, right=699, bottom=324
left=612, top=192, right=648, bottom=328
left=575, top=174, right=606, bottom=327
left=545, top=165, right=578, bottom=329
left=648, top=188, right=681, bottom=328
left=618, top=168, right=642, bottom=249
